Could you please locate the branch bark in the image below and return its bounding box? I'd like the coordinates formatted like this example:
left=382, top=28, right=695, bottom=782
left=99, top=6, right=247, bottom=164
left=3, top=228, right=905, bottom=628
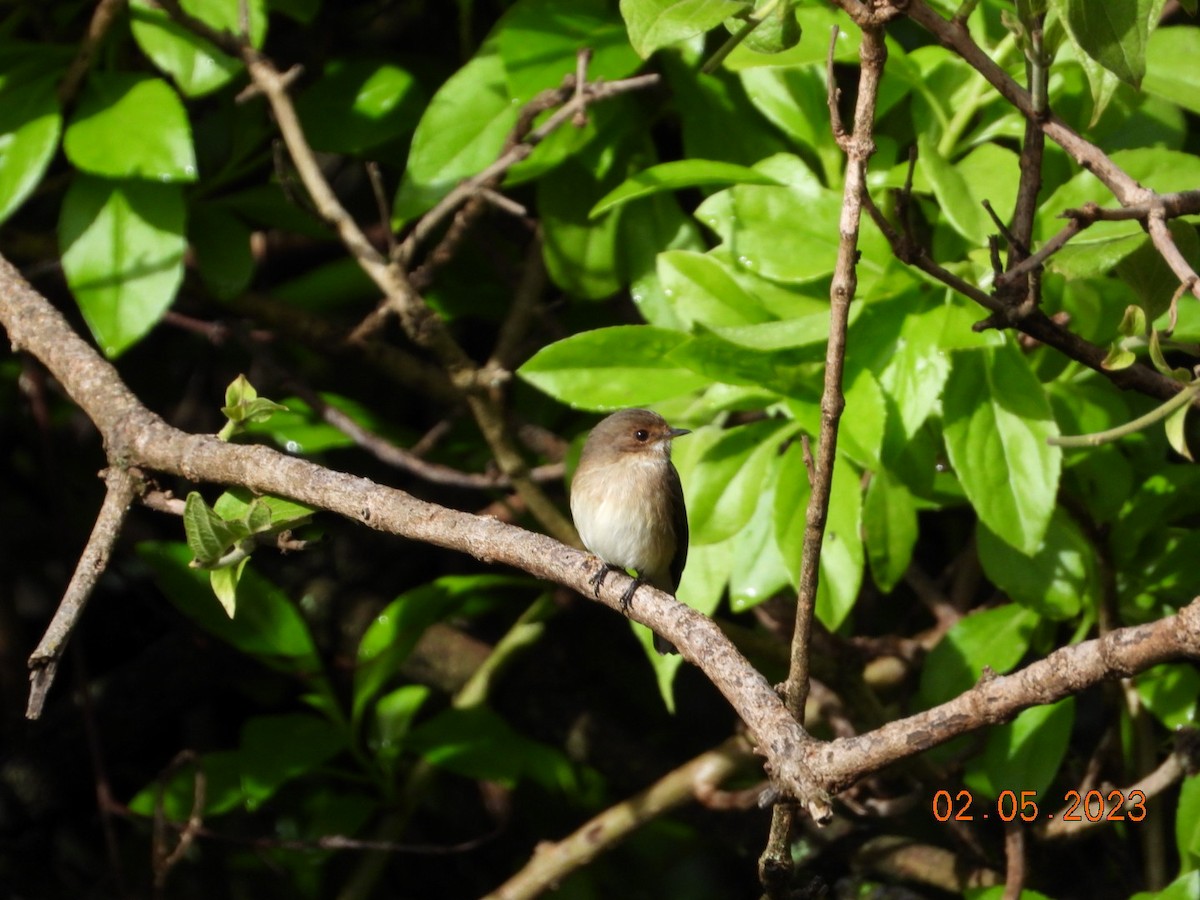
left=26, top=466, right=139, bottom=718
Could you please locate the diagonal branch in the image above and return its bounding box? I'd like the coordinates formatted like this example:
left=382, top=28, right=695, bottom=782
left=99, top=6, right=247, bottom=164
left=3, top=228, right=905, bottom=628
left=26, top=465, right=139, bottom=717
left=806, top=596, right=1200, bottom=791
left=0, top=255, right=826, bottom=819
left=484, top=736, right=753, bottom=900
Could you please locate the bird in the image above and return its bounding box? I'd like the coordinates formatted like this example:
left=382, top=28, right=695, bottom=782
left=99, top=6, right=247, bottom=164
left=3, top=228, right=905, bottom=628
left=569, top=408, right=690, bottom=654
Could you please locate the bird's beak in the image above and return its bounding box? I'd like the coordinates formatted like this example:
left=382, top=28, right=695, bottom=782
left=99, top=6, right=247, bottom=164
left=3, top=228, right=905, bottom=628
left=668, top=427, right=691, bottom=439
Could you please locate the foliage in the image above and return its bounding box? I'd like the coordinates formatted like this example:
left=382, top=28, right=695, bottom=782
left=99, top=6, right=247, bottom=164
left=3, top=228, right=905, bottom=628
left=2, top=0, right=1200, bottom=898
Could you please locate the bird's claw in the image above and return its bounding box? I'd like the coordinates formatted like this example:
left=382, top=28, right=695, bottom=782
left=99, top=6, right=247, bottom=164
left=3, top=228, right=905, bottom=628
left=588, top=562, right=616, bottom=597
left=619, top=577, right=643, bottom=612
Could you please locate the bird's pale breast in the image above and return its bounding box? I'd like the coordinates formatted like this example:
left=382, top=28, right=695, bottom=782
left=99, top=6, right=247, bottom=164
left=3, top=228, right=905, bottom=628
left=570, top=454, right=677, bottom=591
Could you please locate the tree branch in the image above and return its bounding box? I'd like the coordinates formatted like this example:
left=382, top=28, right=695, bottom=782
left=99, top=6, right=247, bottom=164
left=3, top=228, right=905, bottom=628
left=0, top=255, right=827, bottom=818
left=484, top=736, right=753, bottom=900
left=763, top=23, right=885, bottom=894
left=26, top=466, right=139, bottom=718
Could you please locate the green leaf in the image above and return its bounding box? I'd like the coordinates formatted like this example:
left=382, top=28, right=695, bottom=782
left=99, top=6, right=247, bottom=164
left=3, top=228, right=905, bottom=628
left=1179, top=777, right=1200, bottom=872
left=1144, top=27, right=1200, bottom=115
left=773, top=443, right=864, bottom=630
left=1117, top=222, right=1200, bottom=322
left=64, top=74, right=197, bottom=181
left=977, top=509, right=1096, bottom=620
left=0, top=53, right=62, bottom=225
left=863, top=468, right=918, bottom=593
left=729, top=476, right=791, bottom=610
left=354, top=576, right=529, bottom=721
left=695, top=183, right=845, bottom=283
left=129, top=0, right=268, bottom=98
left=295, top=60, right=423, bottom=154
left=239, top=395, right=360, bottom=454
left=393, top=49, right=518, bottom=224
left=184, top=492, right=239, bottom=567
left=518, top=326, right=710, bottom=410
left=212, top=488, right=315, bottom=533
left=371, top=685, right=431, bottom=766
left=668, top=327, right=822, bottom=398
left=738, top=66, right=840, bottom=182
left=1166, top=389, right=1194, bottom=461
left=724, top=0, right=801, bottom=55
left=189, top=203, right=253, bottom=301
left=657, top=250, right=773, bottom=328
left=943, top=344, right=1062, bottom=555
left=220, top=374, right=287, bottom=435
left=620, top=0, right=749, bottom=58
left=688, top=419, right=795, bottom=544
left=1054, top=0, right=1153, bottom=88
left=128, top=750, right=244, bottom=819
left=539, top=157, right=623, bottom=299
left=590, top=160, right=782, bottom=218
left=139, top=541, right=320, bottom=670
left=1136, top=663, right=1200, bottom=730
left=963, top=697, right=1074, bottom=799
left=239, top=714, right=344, bottom=811
left=917, top=132, right=988, bottom=245
left=209, top=555, right=248, bottom=617
left=918, top=604, right=1040, bottom=708
left=840, top=368, right=887, bottom=468
left=497, top=0, right=642, bottom=101
left=59, top=176, right=186, bottom=357
left=815, top=455, right=864, bottom=629
left=407, top=706, right=575, bottom=790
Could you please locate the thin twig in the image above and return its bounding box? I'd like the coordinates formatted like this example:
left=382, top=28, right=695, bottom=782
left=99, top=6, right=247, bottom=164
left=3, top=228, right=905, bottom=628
left=152, top=751, right=206, bottom=894
left=1001, top=822, right=1025, bottom=900
left=862, top=188, right=1190, bottom=404
left=57, top=0, right=127, bottom=105
left=1038, top=744, right=1190, bottom=840
left=365, top=161, right=397, bottom=259
left=761, top=24, right=884, bottom=894
left=390, top=72, right=661, bottom=274
left=26, top=466, right=139, bottom=719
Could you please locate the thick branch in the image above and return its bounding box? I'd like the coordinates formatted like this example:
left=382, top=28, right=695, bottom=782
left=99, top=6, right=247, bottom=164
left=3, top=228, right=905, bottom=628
left=0, top=256, right=827, bottom=818
left=804, top=597, right=1200, bottom=790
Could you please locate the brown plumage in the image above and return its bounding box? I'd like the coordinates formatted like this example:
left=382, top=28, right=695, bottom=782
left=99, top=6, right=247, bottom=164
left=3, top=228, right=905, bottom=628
left=570, top=408, right=689, bottom=654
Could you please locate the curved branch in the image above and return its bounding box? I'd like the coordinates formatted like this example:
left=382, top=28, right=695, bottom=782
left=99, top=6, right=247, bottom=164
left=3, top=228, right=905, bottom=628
left=0, top=256, right=827, bottom=819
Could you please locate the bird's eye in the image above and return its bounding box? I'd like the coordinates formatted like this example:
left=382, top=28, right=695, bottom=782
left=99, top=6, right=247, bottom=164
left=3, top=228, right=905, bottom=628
left=634, top=429, right=649, bottom=442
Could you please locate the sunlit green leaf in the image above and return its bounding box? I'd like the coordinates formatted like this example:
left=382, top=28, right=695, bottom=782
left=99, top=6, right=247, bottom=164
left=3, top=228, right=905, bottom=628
left=518, top=326, right=710, bottom=409
left=621, top=0, right=748, bottom=58
left=59, top=175, right=186, bottom=357
left=943, top=344, right=1062, bottom=555
left=64, top=74, right=197, bottom=180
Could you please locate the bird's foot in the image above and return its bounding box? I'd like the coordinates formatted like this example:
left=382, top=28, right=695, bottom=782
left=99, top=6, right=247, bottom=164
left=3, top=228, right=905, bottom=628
left=619, top=575, right=644, bottom=612
left=588, top=562, right=622, bottom=597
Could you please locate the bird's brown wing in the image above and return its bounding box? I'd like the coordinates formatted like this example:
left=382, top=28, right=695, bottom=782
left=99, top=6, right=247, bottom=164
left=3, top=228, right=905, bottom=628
left=667, top=461, right=688, bottom=592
